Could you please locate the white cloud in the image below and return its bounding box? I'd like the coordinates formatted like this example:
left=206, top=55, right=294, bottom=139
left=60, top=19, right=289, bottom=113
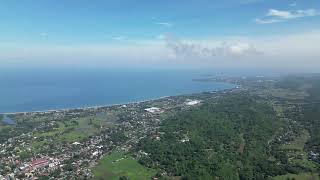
left=0, top=40, right=170, bottom=68
left=158, top=31, right=320, bottom=70
left=165, top=37, right=262, bottom=59
left=255, top=18, right=282, bottom=24
left=267, top=9, right=293, bottom=19
left=1, top=31, right=320, bottom=71
left=156, top=22, right=174, bottom=27
left=256, top=9, right=320, bottom=24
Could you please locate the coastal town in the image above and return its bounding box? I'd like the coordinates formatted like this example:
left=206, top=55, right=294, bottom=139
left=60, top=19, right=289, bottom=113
left=0, top=87, right=239, bottom=179
left=1, top=75, right=320, bottom=179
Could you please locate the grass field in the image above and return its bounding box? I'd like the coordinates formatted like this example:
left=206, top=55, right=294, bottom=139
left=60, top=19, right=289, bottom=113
left=92, top=151, right=156, bottom=180
left=58, top=113, right=118, bottom=142
left=29, top=113, right=119, bottom=153
left=33, top=122, right=66, bottom=138
left=58, top=117, right=99, bottom=142
left=268, top=88, right=309, bottom=100
left=273, top=173, right=320, bottom=180
left=275, top=128, right=318, bottom=179
left=281, top=129, right=310, bottom=151
left=0, top=125, right=9, bottom=131
left=280, top=129, right=319, bottom=171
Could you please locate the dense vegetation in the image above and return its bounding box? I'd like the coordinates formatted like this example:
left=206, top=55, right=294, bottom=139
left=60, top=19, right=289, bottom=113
left=137, top=94, right=285, bottom=179
left=302, top=103, right=320, bottom=157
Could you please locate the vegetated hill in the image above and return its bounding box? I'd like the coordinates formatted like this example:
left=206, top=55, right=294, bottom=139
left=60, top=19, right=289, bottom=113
left=278, top=75, right=320, bottom=161
left=136, top=94, right=284, bottom=180
left=276, top=74, right=320, bottom=101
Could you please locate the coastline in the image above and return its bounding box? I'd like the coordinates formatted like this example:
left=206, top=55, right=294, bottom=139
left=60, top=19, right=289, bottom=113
left=1, top=86, right=236, bottom=116
left=1, top=96, right=170, bottom=115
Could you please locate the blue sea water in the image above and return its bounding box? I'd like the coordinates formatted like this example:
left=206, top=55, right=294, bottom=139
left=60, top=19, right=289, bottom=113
left=0, top=68, right=235, bottom=113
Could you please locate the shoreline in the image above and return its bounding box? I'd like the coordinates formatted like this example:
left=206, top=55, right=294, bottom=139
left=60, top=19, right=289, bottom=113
left=1, top=86, right=236, bottom=116
left=0, top=96, right=171, bottom=115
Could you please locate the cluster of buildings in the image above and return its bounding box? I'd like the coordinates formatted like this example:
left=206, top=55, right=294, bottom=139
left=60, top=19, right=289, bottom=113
left=0, top=92, right=211, bottom=179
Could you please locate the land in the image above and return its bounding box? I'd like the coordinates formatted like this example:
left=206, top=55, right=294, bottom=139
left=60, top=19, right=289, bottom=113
left=92, top=151, right=156, bottom=180
left=0, top=74, right=320, bottom=180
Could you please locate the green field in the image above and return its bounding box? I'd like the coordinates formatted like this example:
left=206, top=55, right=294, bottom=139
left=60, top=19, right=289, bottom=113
left=273, top=173, right=320, bottom=180
left=281, top=129, right=310, bottom=151
left=31, top=115, right=117, bottom=143
left=279, top=129, right=319, bottom=172
left=30, top=116, right=113, bottom=152
left=59, top=117, right=99, bottom=142
left=92, top=151, right=156, bottom=180
left=268, top=88, right=309, bottom=100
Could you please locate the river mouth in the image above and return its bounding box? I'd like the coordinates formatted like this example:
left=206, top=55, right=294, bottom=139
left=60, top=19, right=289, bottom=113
left=1, top=115, right=16, bottom=125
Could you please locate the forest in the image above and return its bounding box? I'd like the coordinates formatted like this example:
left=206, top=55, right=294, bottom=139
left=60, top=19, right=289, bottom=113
left=137, top=94, right=287, bottom=179
left=136, top=75, right=320, bottom=179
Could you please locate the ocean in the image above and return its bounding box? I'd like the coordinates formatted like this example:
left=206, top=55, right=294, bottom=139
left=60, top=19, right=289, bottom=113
left=0, top=68, right=235, bottom=113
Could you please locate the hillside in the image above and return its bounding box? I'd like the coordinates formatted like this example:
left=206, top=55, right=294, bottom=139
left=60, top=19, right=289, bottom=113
left=134, top=75, right=320, bottom=180
left=137, top=94, right=283, bottom=179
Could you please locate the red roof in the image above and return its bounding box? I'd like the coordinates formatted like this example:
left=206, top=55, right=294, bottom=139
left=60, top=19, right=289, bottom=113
left=31, top=159, right=48, bottom=167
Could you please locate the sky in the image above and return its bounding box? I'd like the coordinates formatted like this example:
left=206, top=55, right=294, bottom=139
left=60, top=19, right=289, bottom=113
left=0, top=0, right=320, bottom=71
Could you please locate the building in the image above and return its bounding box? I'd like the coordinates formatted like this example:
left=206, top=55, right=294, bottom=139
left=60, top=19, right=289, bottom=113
left=185, top=100, right=201, bottom=106
left=145, top=107, right=163, bottom=113
left=30, top=159, right=49, bottom=169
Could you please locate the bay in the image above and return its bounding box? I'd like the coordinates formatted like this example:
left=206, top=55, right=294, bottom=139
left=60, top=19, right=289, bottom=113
left=0, top=69, right=235, bottom=113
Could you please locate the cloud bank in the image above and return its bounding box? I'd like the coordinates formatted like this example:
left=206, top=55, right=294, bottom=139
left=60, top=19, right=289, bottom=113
left=0, top=31, right=319, bottom=71
left=256, top=9, right=320, bottom=24
left=165, top=36, right=262, bottom=59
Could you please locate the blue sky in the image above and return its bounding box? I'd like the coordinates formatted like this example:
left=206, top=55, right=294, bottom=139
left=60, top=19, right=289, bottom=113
left=1, top=0, right=320, bottom=71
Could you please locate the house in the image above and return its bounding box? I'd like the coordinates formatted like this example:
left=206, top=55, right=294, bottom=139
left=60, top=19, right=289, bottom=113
left=30, top=158, right=49, bottom=169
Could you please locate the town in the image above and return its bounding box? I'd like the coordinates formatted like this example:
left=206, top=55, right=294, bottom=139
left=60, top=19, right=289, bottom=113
left=1, top=75, right=320, bottom=180
left=0, top=87, right=238, bottom=179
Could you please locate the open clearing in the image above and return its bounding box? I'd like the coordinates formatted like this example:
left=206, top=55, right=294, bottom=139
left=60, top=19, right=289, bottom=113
left=273, top=173, right=320, bottom=180
left=92, top=151, right=156, bottom=180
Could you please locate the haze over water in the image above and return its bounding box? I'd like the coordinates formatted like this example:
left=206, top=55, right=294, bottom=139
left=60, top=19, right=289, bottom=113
left=0, top=68, right=235, bottom=113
